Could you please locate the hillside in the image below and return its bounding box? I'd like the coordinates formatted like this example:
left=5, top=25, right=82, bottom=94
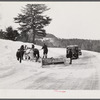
left=45, top=33, right=58, bottom=39
left=36, top=34, right=100, bottom=52
left=35, top=33, right=61, bottom=47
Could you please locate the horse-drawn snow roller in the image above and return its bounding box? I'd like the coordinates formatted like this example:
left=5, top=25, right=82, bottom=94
left=41, top=57, right=68, bottom=67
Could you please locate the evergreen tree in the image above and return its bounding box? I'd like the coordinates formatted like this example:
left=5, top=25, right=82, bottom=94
left=5, top=26, right=19, bottom=41
left=0, top=29, right=5, bottom=39
left=14, top=4, right=52, bottom=43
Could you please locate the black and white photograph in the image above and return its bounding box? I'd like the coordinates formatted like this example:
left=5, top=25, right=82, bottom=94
left=0, top=1, right=100, bottom=98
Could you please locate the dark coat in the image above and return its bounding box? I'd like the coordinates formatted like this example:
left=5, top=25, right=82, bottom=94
left=69, top=50, right=73, bottom=58
left=42, top=44, right=48, bottom=54
left=16, top=50, right=21, bottom=58
left=16, top=49, right=23, bottom=63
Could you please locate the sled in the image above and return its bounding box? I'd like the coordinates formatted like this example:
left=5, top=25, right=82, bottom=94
left=42, top=57, right=65, bottom=66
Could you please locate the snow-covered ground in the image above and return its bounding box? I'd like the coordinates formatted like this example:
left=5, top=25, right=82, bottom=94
left=0, top=39, right=100, bottom=90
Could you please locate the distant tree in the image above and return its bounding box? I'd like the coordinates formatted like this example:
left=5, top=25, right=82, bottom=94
left=5, top=26, right=13, bottom=40
left=13, top=30, right=20, bottom=41
left=0, top=29, right=5, bottom=39
left=5, top=26, right=19, bottom=41
left=14, top=4, right=52, bottom=43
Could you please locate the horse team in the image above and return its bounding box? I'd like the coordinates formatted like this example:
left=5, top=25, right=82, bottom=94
left=16, top=43, right=48, bottom=63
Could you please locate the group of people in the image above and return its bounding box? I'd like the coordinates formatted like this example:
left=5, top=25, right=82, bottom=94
left=16, top=43, right=73, bottom=64
left=16, top=43, right=48, bottom=63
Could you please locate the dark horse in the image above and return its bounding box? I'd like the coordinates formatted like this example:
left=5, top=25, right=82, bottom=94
left=33, top=48, right=40, bottom=62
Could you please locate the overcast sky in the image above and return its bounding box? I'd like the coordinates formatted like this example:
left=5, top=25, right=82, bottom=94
left=0, top=2, right=100, bottom=40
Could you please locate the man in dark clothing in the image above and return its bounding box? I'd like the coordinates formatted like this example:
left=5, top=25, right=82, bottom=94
left=42, top=43, right=48, bottom=58
left=20, top=45, right=25, bottom=60
left=16, top=45, right=25, bottom=63
left=69, top=49, right=73, bottom=64
left=16, top=49, right=22, bottom=63
left=75, top=48, right=79, bottom=59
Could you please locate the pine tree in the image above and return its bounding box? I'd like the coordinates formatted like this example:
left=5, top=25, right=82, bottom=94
left=14, top=4, right=52, bottom=43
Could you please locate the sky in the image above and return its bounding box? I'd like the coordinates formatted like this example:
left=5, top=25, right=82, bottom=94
left=0, top=2, right=100, bottom=40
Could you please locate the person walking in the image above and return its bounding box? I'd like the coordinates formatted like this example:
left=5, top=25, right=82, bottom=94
left=16, top=49, right=21, bottom=63
left=16, top=49, right=23, bottom=63
left=16, top=45, right=25, bottom=63
left=42, top=43, right=48, bottom=58
left=20, top=45, right=25, bottom=60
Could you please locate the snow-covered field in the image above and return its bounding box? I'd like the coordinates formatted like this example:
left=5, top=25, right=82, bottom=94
left=0, top=39, right=100, bottom=90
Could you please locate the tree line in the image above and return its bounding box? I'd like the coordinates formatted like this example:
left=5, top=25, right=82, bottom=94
left=0, top=26, right=19, bottom=41
left=57, top=38, right=100, bottom=52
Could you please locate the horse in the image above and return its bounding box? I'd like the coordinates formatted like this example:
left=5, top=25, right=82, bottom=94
left=24, top=48, right=34, bottom=61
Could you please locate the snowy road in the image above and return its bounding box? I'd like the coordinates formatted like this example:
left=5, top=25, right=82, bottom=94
left=0, top=39, right=100, bottom=90
left=0, top=51, right=100, bottom=90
